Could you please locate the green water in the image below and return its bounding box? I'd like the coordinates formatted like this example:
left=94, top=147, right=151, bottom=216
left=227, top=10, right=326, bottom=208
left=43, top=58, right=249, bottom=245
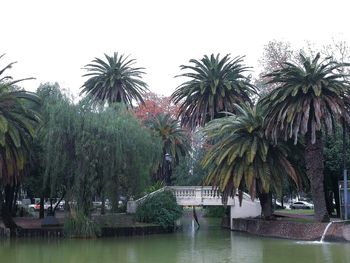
left=1, top=219, right=350, bottom=263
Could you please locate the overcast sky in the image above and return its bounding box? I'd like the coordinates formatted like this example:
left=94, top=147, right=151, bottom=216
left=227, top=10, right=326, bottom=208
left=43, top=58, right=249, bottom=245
left=2, top=0, right=350, bottom=98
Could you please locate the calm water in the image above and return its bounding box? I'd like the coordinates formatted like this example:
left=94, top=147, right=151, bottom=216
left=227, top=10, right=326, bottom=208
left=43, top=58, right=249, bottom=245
left=1, top=216, right=350, bottom=263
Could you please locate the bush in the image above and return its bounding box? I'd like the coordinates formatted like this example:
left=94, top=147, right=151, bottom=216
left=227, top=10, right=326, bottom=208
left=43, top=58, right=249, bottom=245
left=64, top=211, right=101, bottom=238
left=136, top=190, right=182, bottom=229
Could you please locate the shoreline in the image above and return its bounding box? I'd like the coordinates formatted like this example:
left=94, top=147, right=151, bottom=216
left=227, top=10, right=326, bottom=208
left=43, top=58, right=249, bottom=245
left=229, top=218, right=350, bottom=242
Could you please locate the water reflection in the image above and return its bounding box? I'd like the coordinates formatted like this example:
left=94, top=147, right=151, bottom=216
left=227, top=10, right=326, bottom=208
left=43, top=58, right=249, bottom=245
left=0, top=214, right=349, bottom=263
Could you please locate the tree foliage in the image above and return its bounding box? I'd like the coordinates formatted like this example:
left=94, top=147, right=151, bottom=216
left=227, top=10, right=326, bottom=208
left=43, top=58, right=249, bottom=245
left=145, top=113, right=190, bottom=184
left=257, top=40, right=296, bottom=92
left=260, top=53, right=350, bottom=144
left=133, top=92, right=179, bottom=122
left=173, top=132, right=208, bottom=186
left=172, top=54, right=256, bottom=129
left=81, top=52, right=148, bottom=107
left=0, top=56, right=41, bottom=184
left=136, top=190, right=182, bottom=229
left=38, top=84, right=162, bottom=215
left=202, top=103, right=303, bottom=206
left=260, top=53, right=350, bottom=222
left=0, top=54, right=41, bottom=228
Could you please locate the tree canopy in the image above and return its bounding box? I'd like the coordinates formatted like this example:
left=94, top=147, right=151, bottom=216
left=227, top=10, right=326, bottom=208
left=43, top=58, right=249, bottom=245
left=171, top=54, right=256, bottom=129
left=202, top=103, right=302, bottom=207
left=38, top=84, right=162, bottom=214
left=81, top=52, right=148, bottom=108
left=0, top=55, right=41, bottom=185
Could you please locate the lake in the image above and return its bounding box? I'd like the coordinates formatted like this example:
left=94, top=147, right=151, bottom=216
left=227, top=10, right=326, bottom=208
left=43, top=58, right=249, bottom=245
left=0, top=215, right=349, bottom=263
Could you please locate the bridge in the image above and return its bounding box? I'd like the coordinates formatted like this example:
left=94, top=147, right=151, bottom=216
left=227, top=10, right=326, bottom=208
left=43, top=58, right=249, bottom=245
left=127, top=186, right=261, bottom=230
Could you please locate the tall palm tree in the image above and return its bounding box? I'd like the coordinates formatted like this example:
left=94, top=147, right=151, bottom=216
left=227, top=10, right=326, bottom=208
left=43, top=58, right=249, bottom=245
left=0, top=55, right=41, bottom=183
left=81, top=52, right=148, bottom=107
left=146, top=114, right=191, bottom=184
left=260, top=53, right=350, bottom=222
left=201, top=103, right=303, bottom=219
left=171, top=54, right=256, bottom=130
left=0, top=55, right=41, bottom=228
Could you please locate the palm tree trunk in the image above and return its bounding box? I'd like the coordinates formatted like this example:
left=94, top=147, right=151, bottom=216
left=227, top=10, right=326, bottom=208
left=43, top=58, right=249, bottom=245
left=258, top=192, right=273, bottom=220
left=101, top=194, right=105, bottom=215
left=2, top=185, right=18, bottom=230
left=305, top=132, right=329, bottom=222
left=281, top=193, right=284, bottom=209
left=39, top=196, right=45, bottom=219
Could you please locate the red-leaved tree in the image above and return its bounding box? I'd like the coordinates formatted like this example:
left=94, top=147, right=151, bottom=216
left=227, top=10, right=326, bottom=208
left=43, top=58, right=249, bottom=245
left=133, top=92, right=179, bottom=122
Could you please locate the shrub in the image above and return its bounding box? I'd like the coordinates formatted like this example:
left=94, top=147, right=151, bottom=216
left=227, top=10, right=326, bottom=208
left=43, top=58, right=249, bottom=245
left=136, top=190, right=182, bottom=229
left=64, top=211, right=101, bottom=238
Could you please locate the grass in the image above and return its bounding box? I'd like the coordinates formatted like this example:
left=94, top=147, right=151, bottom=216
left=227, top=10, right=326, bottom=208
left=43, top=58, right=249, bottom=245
left=276, top=209, right=314, bottom=215
left=277, top=217, right=315, bottom=223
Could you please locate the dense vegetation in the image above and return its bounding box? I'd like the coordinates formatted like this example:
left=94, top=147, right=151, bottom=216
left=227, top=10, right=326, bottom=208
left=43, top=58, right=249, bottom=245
left=135, top=191, right=183, bottom=229
left=36, top=84, right=162, bottom=217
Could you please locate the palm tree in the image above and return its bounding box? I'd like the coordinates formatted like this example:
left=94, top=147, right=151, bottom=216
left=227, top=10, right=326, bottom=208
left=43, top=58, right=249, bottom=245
left=146, top=114, right=191, bottom=184
left=201, top=103, right=303, bottom=219
left=171, top=54, right=256, bottom=130
left=0, top=55, right=41, bottom=228
left=81, top=52, right=148, bottom=107
left=260, top=53, right=350, bottom=222
left=0, top=55, right=41, bottom=183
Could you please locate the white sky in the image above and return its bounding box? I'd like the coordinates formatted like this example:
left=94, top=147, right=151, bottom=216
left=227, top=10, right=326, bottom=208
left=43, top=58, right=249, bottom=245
left=2, top=0, right=350, bottom=98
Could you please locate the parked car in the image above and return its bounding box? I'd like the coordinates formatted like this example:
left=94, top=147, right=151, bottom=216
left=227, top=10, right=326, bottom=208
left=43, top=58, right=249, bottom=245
left=92, top=200, right=113, bottom=210
left=55, top=200, right=65, bottom=211
left=290, top=201, right=314, bottom=209
left=28, top=201, right=51, bottom=212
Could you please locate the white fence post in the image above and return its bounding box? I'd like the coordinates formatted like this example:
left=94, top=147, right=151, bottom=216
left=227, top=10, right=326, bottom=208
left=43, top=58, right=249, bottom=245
left=195, top=187, right=202, bottom=205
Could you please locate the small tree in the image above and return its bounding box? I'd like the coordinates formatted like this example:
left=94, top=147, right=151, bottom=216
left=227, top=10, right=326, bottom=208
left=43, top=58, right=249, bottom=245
left=136, top=191, right=182, bottom=229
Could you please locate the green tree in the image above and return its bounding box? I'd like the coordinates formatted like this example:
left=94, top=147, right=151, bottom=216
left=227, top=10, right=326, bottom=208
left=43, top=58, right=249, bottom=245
left=171, top=54, right=256, bottom=129
left=260, top=53, right=350, bottom=222
left=81, top=104, right=162, bottom=211
left=39, top=87, right=162, bottom=216
left=0, top=55, right=41, bottom=228
left=173, top=132, right=208, bottom=186
left=323, top=126, right=350, bottom=217
left=38, top=83, right=78, bottom=216
left=201, top=103, right=303, bottom=219
left=81, top=52, right=148, bottom=107
left=145, top=113, right=190, bottom=185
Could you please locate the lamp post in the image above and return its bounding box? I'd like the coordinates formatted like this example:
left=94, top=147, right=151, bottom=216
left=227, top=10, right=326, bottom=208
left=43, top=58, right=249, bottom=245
left=165, top=153, right=172, bottom=185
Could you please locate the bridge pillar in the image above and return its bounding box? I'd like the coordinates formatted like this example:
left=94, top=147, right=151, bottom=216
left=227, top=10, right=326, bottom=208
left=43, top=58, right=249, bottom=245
left=230, top=201, right=262, bottom=229
left=195, top=187, right=202, bottom=205
left=127, top=198, right=137, bottom=214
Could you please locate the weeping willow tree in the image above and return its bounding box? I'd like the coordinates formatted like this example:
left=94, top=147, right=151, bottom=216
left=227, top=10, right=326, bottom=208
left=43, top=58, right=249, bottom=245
left=36, top=83, right=78, bottom=216
left=74, top=102, right=162, bottom=214
left=39, top=85, right=162, bottom=217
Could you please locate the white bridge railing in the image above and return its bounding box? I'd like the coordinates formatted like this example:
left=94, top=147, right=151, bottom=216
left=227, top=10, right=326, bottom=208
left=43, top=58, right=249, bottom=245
left=130, top=186, right=254, bottom=208
left=168, top=186, right=253, bottom=206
